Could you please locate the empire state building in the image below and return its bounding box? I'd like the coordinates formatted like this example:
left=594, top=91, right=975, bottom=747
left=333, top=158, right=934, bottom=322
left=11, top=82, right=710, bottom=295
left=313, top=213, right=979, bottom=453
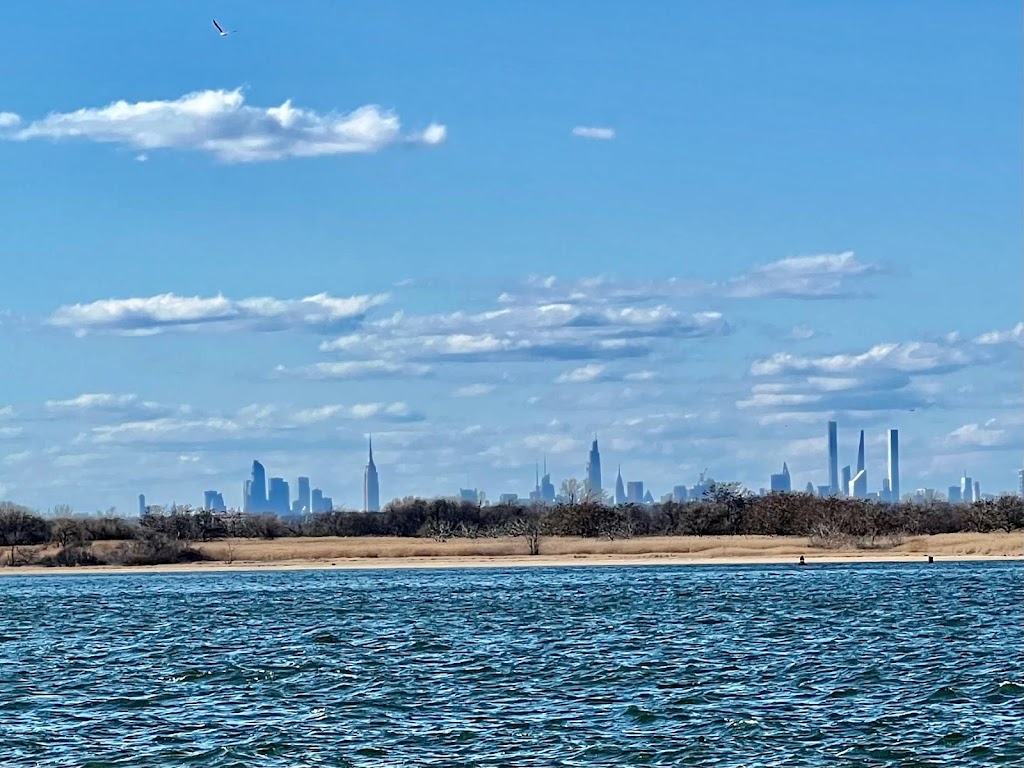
left=363, top=437, right=380, bottom=512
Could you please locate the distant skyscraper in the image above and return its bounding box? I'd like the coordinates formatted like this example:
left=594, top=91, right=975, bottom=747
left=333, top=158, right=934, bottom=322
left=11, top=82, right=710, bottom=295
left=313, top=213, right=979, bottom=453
left=881, top=477, right=892, bottom=502
left=948, top=485, right=962, bottom=503
left=1019, top=468, right=1023, bottom=497
left=841, top=465, right=852, bottom=498
left=887, top=429, right=900, bottom=502
left=311, top=488, right=325, bottom=513
left=586, top=437, right=602, bottom=495
left=138, top=494, right=146, bottom=516
left=827, top=421, right=839, bottom=495
left=203, top=490, right=225, bottom=511
left=817, top=485, right=831, bottom=497
left=459, top=488, right=479, bottom=502
left=626, top=481, right=644, bottom=504
left=770, top=462, right=791, bottom=492
left=243, top=480, right=252, bottom=513
left=615, top=466, right=626, bottom=505
left=363, top=438, right=380, bottom=512
left=321, top=496, right=334, bottom=511
left=642, top=489, right=654, bottom=505
left=540, top=459, right=556, bottom=503
left=268, top=477, right=289, bottom=515
left=960, top=471, right=973, bottom=503
left=849, top=470, right=865, bottom=497
left=499, top=493, right=519, bottom=505
left=249, top=460, right=267, bottom=513
left=672, top=485, right=689, bottom=502
left=805, top=482, right=815, bottom=495
left=297, top=477, right=311, bottom=515
left=853, top=430, right=867, bottom=498
left=973, top=480, right=980, bottom=503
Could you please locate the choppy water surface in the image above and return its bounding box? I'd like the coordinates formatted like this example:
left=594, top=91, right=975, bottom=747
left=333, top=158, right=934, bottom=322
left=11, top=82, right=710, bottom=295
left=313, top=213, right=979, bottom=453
left=1, top=562, right=1021, bottom=767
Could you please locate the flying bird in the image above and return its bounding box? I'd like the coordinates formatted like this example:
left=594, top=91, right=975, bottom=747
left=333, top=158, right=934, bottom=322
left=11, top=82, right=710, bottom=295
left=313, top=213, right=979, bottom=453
left=212, top=19, right=237, bottom=37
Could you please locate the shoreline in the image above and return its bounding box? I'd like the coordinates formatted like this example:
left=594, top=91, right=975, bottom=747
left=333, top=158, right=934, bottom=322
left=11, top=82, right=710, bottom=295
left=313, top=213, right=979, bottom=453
left=1, top=550, right=1020, bottom=577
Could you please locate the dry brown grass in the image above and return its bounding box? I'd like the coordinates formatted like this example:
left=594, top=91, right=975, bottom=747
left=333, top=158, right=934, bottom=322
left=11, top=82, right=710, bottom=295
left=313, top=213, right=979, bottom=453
left=4, top=532, right=1021, bottom=572
left=895, top=531, right=1024, bottom=557
left=192, top=532, right=1024, bottom=563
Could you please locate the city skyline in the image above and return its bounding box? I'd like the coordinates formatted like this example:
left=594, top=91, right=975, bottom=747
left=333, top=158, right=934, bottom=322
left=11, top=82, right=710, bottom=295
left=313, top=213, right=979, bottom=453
left=136, top=424, right=1019, bottom=515
left=0, top=4, right=1020, bottom=513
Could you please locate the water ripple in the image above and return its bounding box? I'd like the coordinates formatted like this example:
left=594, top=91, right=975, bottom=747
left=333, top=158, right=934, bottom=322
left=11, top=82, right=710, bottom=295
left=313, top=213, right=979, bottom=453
left=0, top=562, right=1021, bottom=766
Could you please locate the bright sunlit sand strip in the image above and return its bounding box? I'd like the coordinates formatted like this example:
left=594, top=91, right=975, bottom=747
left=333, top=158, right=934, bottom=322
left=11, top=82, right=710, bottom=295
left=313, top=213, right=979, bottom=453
left=1, top=532, right=1020, bottom=576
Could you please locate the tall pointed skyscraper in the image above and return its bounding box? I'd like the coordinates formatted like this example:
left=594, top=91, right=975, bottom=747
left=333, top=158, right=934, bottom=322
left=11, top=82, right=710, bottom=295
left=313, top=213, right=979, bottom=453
left=363, top=437, right=380, bottom=512
left=827, top=421, right=839, bottom=495
left=614, top=465, right=626, bottom=505
left=853, top=430, right=867, bottom=497
left=586, top=436, right=602, bottom=495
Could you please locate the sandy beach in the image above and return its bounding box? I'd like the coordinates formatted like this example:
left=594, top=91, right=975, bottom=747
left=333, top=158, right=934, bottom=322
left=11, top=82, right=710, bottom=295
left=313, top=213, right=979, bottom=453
left=1, top=532, right=1020, bottom=576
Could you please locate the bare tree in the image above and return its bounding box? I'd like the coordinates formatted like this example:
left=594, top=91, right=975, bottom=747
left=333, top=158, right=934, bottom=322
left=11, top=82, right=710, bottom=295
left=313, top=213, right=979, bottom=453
left=0, top=504, right=50, bottom=565
left=559, top=478, right=583, bottom=505
left=508, top=516, right=544, bottom=556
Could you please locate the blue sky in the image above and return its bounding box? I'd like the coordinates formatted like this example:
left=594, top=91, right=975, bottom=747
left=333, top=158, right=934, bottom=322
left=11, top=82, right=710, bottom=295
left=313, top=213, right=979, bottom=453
left=0, top=1, right=1020, bottom=512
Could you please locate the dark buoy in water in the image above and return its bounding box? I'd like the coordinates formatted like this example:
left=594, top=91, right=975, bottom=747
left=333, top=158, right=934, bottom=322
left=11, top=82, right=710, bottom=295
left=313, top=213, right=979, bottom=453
left=928, top=555, right=934, bottom=564
left=798, top=555, right=806, bottom=566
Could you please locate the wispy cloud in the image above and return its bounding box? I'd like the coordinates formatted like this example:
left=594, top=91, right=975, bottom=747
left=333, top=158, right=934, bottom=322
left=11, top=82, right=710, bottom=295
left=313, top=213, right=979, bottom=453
left=572, top=126, right=616, bottom=140
left=319, top=302, right=729, bottom=364
left=453, top=384, right=495, bottom=398
left=738, top=322, right=1023, bottom=419
left=1, top=88, right=446, bottom=163
left=943, top=417, right=1022, bottom=452
left=501, top=252, right=881, bottom=304
left=84, top=400, right=424, bottom=446
left=276, top=360, right=432, bottom=380
left=49, top=292, right=389, bottom=336
left=291, top=402, right=422, bottom=425
left=44, top=393, right=183, bottom=419
left=555, top=364, right=607, bottom=384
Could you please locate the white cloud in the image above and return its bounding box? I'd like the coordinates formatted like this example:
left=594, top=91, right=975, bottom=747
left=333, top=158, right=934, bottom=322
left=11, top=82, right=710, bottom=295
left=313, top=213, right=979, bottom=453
left=724, top=252, right=878, bottom=299
left=277, top=360, right=431, bottom=380
left=625, top=370, right=657, bottom=381
left=3, top=88, right=446, bottom=163
left=555, top=364, right=606, bottom=384
left=45, top=393, right=174, bottom=415
left=292, top=402, right=420, bottom=425
left=751, top=321, right=1022, bottom=379
left=500, top=252, right=880, bottom=304
left=739, top=322, right=1022, bottom=419
left=49, top=292, right=388, bottom=336
left=572, top=126, right=616, bottom=140
left=2, top=451, right=31, bottom=466
left=974, top=322, right=1024, bottom=346
left=319, top=302, right=729, bottom=363
left=944, top=419, right=1021, bottom=451
left=788, top=325, right=816, bottom=340
left=453, top=384, right=495, bottom=398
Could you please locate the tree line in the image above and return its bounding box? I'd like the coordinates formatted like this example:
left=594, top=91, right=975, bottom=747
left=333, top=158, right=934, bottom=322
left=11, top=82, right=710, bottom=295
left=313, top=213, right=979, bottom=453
left=1, top=487, right=1022, bottom=566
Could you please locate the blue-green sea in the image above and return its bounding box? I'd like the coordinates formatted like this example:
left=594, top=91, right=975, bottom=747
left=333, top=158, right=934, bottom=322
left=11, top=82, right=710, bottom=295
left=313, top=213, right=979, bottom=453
left=1, top=562, right=1021, bottom=766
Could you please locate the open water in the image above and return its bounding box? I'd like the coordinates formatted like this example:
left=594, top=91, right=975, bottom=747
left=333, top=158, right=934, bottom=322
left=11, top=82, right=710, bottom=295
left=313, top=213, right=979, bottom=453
left=0, top=561, right=1021, bottom=767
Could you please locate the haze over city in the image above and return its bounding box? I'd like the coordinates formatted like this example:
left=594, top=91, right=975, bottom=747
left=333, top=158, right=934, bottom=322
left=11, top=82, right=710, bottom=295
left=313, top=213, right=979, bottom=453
left=0, top=3, right=1020, bottom=514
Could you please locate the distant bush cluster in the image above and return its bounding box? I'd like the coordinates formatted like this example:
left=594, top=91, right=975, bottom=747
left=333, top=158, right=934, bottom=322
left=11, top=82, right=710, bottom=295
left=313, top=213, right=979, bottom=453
left=1, top=486, right=1022, bottom=566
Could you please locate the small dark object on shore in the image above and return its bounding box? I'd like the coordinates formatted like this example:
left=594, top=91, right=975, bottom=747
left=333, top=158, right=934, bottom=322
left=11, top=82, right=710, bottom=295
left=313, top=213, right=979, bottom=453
left=928, top=555, right=934, bottom=564
left=798, top=555, right=805, bottom=566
